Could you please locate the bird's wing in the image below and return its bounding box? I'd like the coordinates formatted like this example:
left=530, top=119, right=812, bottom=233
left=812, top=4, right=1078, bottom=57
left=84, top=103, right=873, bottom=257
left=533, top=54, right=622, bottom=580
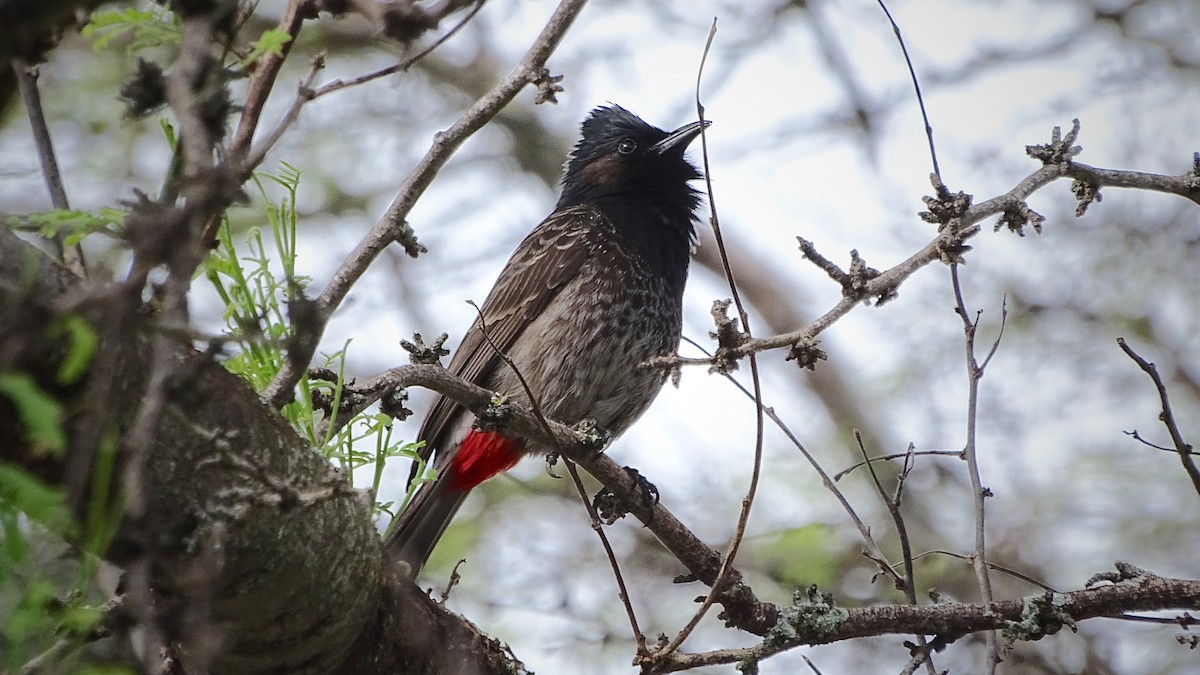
left=409, top=205, right=601, bottom=483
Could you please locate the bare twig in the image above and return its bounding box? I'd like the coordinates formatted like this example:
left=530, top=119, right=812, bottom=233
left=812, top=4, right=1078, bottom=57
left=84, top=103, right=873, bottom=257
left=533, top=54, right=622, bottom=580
left=874, top=0, right=940, bottom=180
left=855, top=434, right=934, bottom=672
left=307, top=0, right=487, bottom=100
left=236, top=55, right=327, bottom=175
left=225, top=0, right=308, bottom=166
left=264, top=0, right=591, bottom=408
left=11, top=58, right=86, bottom=277
left=1117, top=338, right=1200, bottom=501
left=678, top=334, right=904, bottom=589
left=652, top=20, right=768, bottom=662
left=949, top=264, right=1002, bottom=673
left=564, top=458, right=646, bottom=650
left=918, top=550, right=1058, bottom=593
left=834, top=449, right=961, bottom=481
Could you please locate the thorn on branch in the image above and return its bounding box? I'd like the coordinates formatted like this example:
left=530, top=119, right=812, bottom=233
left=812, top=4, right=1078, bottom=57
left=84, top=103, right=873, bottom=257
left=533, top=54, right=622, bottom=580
left=797, top=236, right=850, bottom=287
left=531, top=67, right=565, bottom=105
left=1086, top=561, right=1151, bottom=587
left=1002, top=592, right=1077, bottom=644
left=708, top=299, right=746, bottom=374
left=379, top=387, right=413, bottom=421
left=1026, top=119, right=1082, bottom=165
left=765, top=585, right=848, bottom=647
left=400, top=332, right=449, bottom=364
left=919, top=173, right=973, bottom=229
left=391, top=219, right=427, bottom=258
left=785, top=336, right=827, bottom=371
left=1070, top=178, right=1102, bottom=217
left=848, top=250, right=897, bottom=306
left=995, top=201, right=1045, bottom=236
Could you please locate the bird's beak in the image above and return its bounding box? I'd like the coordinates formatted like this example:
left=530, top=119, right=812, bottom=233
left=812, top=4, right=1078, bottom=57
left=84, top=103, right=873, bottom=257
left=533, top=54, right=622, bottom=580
left=650, top=119, right=711, bottom=155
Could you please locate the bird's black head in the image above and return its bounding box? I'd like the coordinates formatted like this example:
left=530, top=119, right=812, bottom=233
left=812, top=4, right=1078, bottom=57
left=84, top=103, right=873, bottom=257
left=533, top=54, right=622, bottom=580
left=557, top=105, right=708, bottom=229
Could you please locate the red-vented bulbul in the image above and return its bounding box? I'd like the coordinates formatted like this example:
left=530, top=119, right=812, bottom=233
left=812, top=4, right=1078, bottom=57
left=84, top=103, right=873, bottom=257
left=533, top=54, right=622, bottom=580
left=385, top=104, right=708, bottom=574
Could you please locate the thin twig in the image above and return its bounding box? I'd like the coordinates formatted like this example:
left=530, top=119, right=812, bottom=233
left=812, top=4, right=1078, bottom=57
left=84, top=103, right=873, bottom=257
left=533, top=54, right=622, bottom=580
left=874, top=0, right=940, bottom=180
left=226, top=0, right=308, bottom=163
left=237, top=55, right=327, bottom=173
left=655, top=19, right=768, bottom=660
left=11, top=58, right=86, bottom=277
left=917, top=550, right=1057, bottom=593
left=855, top=434, right=935, bottom=673
left=949, top=263, right=999, bottom=673
left=1117, top=337, right=1200, bottom=501
left=307, top=0, right=486, bottom=100
left=834, top=449, right=961, bottom=481
left=564, top=458, right=646, bottom=649
left=679, top=335, right=903, bottom=588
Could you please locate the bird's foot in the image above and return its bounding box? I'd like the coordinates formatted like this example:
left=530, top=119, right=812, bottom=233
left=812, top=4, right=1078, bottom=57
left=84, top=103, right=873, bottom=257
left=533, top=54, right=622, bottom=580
left=592, top=466, right=660, bottom=525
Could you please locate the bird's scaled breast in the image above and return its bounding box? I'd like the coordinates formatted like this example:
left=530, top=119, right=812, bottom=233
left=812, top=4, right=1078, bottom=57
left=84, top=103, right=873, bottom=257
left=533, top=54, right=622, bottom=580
left=490, top=250, right=683, bottom=441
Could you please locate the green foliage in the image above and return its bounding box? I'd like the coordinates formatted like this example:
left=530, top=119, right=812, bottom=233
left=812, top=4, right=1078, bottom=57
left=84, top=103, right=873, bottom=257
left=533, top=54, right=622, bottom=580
left=204, top=163, right=309, bottom=391
left=82, top=6, right=182, bottom=54
left=0, top=373, right=66, bottom=456
left=754, top=523, right=842, bottom=589
left=0, top=467, right=114, bottom=671
left=4, top=208, right=125, bottom=248
left=240, top=28, right=293, bottom=68
left=50, top=316, right=99, bottom=385
left=202, top=163, right=430, bottom=521
left=0, top=466, right=71, bottom=536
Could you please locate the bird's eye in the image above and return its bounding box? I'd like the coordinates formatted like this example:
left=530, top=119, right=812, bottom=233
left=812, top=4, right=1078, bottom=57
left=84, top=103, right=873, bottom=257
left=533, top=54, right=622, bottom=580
left=617, top=138, right=638, bottom=155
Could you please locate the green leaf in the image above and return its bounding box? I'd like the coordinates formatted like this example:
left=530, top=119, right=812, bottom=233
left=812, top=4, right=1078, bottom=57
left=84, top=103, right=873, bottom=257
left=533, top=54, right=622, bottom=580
left=82, top=7, right=181, bottom=53
left=0, top=464, right=72, bottom=534
left=0, top=373, right=66, bottom=455
left=15, top=208, right=125, bottom=247
left=50, top=316, right=98, bottom=384
left=241, top=28, right=293, bottom=66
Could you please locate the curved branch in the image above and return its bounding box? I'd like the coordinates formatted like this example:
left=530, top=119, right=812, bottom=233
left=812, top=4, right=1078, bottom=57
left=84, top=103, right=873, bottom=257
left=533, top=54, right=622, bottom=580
left=331, top=363, right=781, bottom=635
left=655, top=571, right=1200, bottom=672
left=664, top=157, right=1200, bottom=371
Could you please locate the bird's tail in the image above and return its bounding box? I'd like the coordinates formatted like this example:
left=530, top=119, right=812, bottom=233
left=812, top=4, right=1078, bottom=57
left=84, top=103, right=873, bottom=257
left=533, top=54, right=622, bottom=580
left=385, top=430, right=524, bottom=575
left=384, top=472, right=470, bottom=576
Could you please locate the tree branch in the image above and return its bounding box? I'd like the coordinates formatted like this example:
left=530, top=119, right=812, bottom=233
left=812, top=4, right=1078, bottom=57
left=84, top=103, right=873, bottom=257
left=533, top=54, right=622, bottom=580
left=653, top=570, right=1200, bottom=672
left=0, top=229, right=524, bottom=675
left=658, top=152, right=1200, bottom=372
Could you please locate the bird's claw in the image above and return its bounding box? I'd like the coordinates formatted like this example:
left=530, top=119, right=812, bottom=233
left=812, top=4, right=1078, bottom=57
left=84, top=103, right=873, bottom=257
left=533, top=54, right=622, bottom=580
left=592, top=466, right=659, bottom=525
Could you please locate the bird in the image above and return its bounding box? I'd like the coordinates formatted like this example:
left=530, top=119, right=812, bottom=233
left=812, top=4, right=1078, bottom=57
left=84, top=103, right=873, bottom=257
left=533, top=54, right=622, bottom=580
left=385, top=104, right=709, bottom=575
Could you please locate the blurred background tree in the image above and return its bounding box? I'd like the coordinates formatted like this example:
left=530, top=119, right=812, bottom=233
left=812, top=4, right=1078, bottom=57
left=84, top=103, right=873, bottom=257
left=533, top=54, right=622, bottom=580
left=2, top=0, right=1199, bottom=673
